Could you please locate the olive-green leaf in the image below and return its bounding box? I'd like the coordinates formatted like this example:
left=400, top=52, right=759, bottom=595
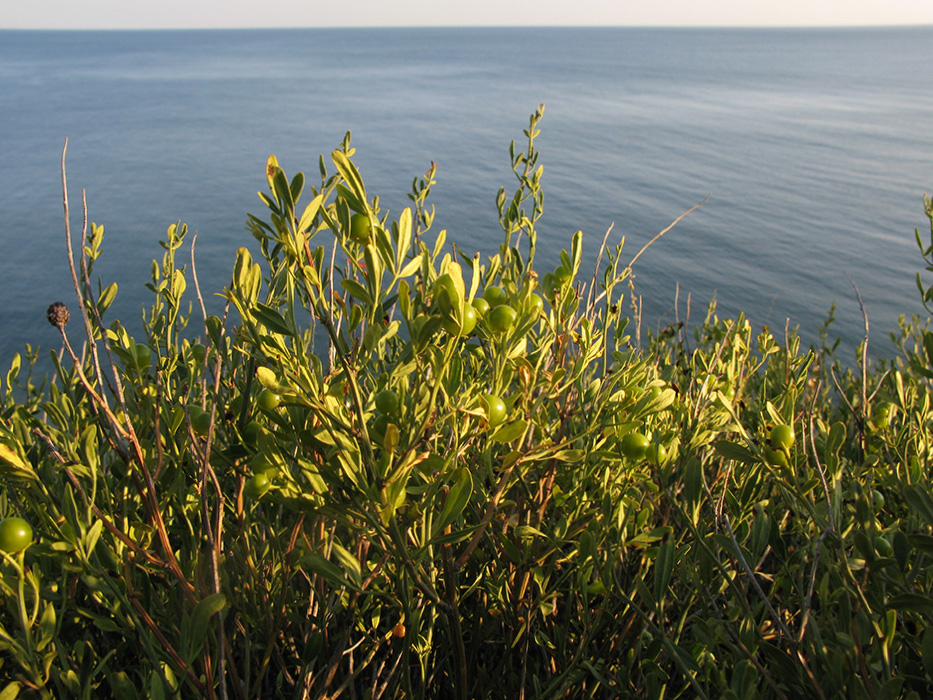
left=0, top=442, right=37, bottom=481
left=253, top=303, right=294, bottom=336
left=713, top=440, right=758, bottom=465
left=0, top=682, right=21, bottom=700
left=904, top=485, right=933, bottom=529
left=491, top=420, right=527, bottom=444
left=300, top=553, right=361, bottom=592
left=654, top=538, right=675, bottom=601
left=185, top=593, right=227, bottom=664
left=341, top=279, right=373, bottom=306
left=433, top=468, right=473, bottom=537
left=888, top=592, right=933, bottom=612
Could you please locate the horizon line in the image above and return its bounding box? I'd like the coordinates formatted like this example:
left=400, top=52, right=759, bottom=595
left=3, top=23, right=933, bottom=31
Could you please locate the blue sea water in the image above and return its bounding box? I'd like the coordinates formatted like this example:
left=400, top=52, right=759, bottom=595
left=1, top=26, right=932, bottom=370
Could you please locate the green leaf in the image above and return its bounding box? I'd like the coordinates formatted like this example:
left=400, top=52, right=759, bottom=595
left=297, top=194, right=324, bottom=234
left=396, top=207, right=413, bottom=271
left=433, top=468, right=473, bottom=537
left=0, top=682, right=21, bottom=700
left=184, top=593, right=227, bottom=664
left=398, top=253, right=423, bottom=280
left=332, top=150, right=367, bottom=206
left=97, top=282, right=118, bottom=315
left=628, top=526, right=672, bottom=548
left=85, top=519, right=103, bottom=554
left=491, top=420, right=527, bottom=444
left=341, top=279, right=373, bottom=306
left=300, top=553, right=361, bottom=592
left=0, top=442, right=37, bottom=481
left=887, top=593, right=933, bottom=612
left=253, top=303, right=294, bottom=336
left=713, top=440, right=758, bottom=465
left=329, top=543, right=362, bottom=589
left=904, top=485, right=933, bottom=528
left=654, top=538, right=674, bottom=601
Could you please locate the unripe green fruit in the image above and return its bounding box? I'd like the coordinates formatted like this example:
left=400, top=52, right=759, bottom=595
left=769, top=424, right=795, bottom=450
left=483, top=395, right=507, bottom=427
left=374, top=389, right=399, bottom=415
left=443, top=305, right=477, bottom=336
left=763, top=447, right=788, bottom=467
left=487, top=305, right=517, bottom=334
left=0, top=517, right=34, bottom=553
left=244, top=472, right=271, bottom=499
left=349, top=213, right=373, bottom=243
left=483, top=286, right=508, bottom=306
left=190, top=407, right=211, bottom=436
left=257, top=388, right=281, bottom=411
left=621, top=433, right=649, bottom=460
left=647, top=443, right=668, bottom=465
left=472, top=298, right=490, bottom=317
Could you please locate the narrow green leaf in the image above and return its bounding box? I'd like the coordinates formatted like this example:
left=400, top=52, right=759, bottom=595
left=396, top=207, right=412, bottom=271
left=887, top=593, right=933, bottom=612
left=904, top=485, right=933, bottom=529
left=300, top=553, right=360, bottom=592
left=341, top=279, right=373, bottom=306
left=332, top=150, right=367, bottom=206
left=297, top=194, right=324, bottom=234
left=654, top=538, right=674, bottom=601
left=713, top=440, right=758, bottom=465
left=84, top=519, right=103, bottom=554
left=433, top=468, right=473, bottom=536
left=491, top=420, right=527, bottom=444
left=253, top=303, right=294, bottom=336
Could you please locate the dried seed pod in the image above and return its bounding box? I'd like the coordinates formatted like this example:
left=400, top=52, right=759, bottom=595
left=47, top=302, right=70, bottom=328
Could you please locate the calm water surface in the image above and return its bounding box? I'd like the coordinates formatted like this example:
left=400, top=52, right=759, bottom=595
left=1, top=27, right=931, bottom=370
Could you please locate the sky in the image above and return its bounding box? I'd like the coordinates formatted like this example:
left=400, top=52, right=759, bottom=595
left=4, top=0, right=933, bottom=30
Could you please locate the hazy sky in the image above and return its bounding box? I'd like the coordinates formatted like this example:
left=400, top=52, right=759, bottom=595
left=5, top=0, right=933, bottom=30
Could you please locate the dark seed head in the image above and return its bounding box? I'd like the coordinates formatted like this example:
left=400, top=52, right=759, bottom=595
left=46, top=302, right=70, bottom=328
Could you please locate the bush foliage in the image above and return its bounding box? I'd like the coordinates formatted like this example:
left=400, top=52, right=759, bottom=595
left=3, top=108, right=933, bottom=699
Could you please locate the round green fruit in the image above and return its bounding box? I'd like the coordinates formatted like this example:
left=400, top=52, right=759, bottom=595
left=0, top=517, right=34, bottom=554
left=483, top=395, right=507, bottom=427
left=644, top=386, right=662, bottom=402
left=242, top=421, right=263, bottom=447
left=483, top=286, right=508, bottom=307
left=487, top=305, right=517, bottom=334
left=443, top=305, right=477, bottom=336
left=374, top=389, right=399, bottom=415
left=471, top=297, right=490, bottom=317
left=133, top=344, right=152, bottom=368
left=621, top=432, right=649, bottom=460
left=763, top=447, right=788, bottom=467
left=190, top=408, right=211, bottom=437
left=553, top=266, right=572, bottom=286
left=244, top=472, right=271, bottom=499
left=527, top=292, right=544, bottom=314
left=349, top=213, right=373, bottom=243
left=769, top=424, right=795, bottom=450
left=257, top=388, right=281, bottom=412
left=871, top=402, right=894, bottom=430
left=646, top=443, right=668, bottom=465
left=371, top=414, right=390, bottom=438
left=250, top=453, right=279, bottom=476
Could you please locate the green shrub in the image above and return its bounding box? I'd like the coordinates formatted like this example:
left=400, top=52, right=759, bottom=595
left=2, top=108, right=933, bottom=699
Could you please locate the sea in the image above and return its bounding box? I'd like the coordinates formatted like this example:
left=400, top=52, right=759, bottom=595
left=1, top=26, right=932, bottom=373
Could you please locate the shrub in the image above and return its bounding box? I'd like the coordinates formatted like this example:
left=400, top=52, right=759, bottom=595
left=2, top=108, right=933, bottom=699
